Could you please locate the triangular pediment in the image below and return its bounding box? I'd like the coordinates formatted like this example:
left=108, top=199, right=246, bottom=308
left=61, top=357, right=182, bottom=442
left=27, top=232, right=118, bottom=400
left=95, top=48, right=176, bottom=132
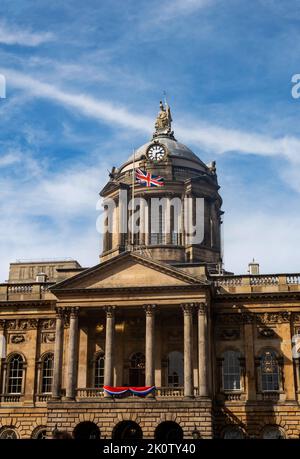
left=51, top=252, right=207, bottom=291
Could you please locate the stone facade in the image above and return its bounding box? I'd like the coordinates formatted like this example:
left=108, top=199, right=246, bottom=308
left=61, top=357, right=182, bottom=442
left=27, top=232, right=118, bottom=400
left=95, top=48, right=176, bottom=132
left=0, top=104, right=299, bottom=440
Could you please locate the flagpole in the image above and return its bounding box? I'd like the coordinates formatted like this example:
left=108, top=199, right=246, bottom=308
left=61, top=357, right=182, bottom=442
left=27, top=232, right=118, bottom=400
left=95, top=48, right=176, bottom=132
left=131, top=148, right=135, bottom=247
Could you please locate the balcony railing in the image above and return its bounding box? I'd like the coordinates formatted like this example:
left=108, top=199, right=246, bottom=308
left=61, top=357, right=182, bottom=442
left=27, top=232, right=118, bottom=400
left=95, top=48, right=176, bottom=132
left=0, top=282, right=55, bottom=301
left=35, top=394, right=52, bottom=402
left=156, top=386, right=184, bottom=397
left=76, top=388, right=105, bottom=399
left=224, top=392, right=242, bottom=401
left=75, top=386, right=199, bottom=399
left=262, top=391, right=280, bottom=401
left=213, top=273, right=300, bottom=292
left=0, top=394, right=21, bottom=402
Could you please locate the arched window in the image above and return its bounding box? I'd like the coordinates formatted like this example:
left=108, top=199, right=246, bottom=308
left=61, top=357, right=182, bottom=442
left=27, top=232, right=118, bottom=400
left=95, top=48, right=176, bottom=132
left=41, top=353, right=54, bottom=393
left=73, top=422, right=100, bottom=440
left=260, top=350, right=279, bottom=391
left=113, top=421, right=143, bottom=440
left=222, top=425, right=244, bottom=439
left=129, top=352, right=145, bottom=386
left=167, top=351, right=184, bottom=387
left=7, top=354, right=24, bottom=394
left=0, top=427, right=18, bottom=439
left=94, top=352, right=105, bottom=388
left=261, top=425, right=285, bottom=439
left=223, top=350, right=241, bottom=391
left=31, top=426, right=47, bottom=439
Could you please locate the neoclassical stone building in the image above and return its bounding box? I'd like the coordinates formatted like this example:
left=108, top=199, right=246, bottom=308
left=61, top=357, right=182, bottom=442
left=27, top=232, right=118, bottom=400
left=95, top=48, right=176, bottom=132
left=0, top=103, right=300, bottom=440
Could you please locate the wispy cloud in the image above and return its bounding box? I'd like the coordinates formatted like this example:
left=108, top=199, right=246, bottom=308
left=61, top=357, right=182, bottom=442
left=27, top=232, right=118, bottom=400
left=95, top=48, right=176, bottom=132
left=4, top=68, right=300, bottom=168
left=0, top=151, right=21, bottom=167
left=3, top=69, right=152, bottom=133
left=0, top=21, right=54, bottom=46
left=149, top=0, right=215, bottom=23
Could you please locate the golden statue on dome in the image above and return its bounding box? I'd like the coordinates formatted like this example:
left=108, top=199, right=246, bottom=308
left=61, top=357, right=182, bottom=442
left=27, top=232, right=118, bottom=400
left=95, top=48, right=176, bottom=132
left=153, top=100, right=174, bottom=138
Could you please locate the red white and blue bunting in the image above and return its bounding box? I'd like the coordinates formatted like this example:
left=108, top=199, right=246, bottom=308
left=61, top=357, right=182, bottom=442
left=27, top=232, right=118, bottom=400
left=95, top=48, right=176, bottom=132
left=103, top=386, right=156, bottom=396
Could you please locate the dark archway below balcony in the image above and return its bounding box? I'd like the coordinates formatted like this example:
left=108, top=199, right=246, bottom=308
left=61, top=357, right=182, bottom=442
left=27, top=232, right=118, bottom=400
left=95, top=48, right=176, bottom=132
left=112, top=421, right=143, bottom=440
left=73, top=421, right=100, bottom=440
left=155, top=421, right=183, bottom=442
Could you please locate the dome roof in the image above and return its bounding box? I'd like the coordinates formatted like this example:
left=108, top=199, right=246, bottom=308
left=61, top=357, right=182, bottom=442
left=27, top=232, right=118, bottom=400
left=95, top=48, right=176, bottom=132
left=119, top=136, right=208, bottom=173
left=128, top=137, right=204, bottom=164
left=119, top=102, right=209, bottom=173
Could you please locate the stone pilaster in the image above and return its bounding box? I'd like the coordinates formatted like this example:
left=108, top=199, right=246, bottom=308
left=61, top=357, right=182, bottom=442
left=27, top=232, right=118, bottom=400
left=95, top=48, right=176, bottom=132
left=52, top=308, right=64, bottom=400
left=0, top=320, right=6, bottom=395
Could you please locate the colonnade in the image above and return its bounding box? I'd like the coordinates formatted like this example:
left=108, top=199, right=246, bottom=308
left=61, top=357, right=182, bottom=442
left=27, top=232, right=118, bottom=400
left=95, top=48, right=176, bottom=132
left=52, top=303, right=209, bottom=399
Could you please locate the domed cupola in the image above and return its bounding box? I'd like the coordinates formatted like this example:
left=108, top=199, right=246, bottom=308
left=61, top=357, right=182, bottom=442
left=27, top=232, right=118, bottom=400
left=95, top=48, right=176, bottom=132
left=100, top=101, right=223, bottom=268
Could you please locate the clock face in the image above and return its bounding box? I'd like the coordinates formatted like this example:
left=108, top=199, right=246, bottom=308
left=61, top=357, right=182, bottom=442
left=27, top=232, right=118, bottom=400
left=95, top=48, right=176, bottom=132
left=147, top=143, right=166, bottom=162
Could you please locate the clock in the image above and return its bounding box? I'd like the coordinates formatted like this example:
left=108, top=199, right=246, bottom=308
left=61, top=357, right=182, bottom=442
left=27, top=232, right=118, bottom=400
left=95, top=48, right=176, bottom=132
left=146, top=143, right=166, bottom=162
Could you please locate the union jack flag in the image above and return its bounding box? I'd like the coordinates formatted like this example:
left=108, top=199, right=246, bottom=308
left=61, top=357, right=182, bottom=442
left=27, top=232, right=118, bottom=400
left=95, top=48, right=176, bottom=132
left=135, top=168, right=164, bottom=187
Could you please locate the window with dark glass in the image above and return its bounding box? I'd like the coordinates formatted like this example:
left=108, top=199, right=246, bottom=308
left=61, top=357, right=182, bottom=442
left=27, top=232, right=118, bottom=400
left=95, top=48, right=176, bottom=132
left=94, top=352, right=105, bottom=388
left=129, top=352, right=145, bottom=386
left=223, top=350, right=241, bottom=391
left=260, top=350, right=279, bottom=391
left=223, top=425, right=244, bottom=439
left=7, top=354, right=24, bottom=394
left=0, top=428, right=18, bottom=439
left=167, top=351, right=184, bottom=387
left=41, top=353, right=54, bottom=393
left=150, top=204, right=165, bottom=245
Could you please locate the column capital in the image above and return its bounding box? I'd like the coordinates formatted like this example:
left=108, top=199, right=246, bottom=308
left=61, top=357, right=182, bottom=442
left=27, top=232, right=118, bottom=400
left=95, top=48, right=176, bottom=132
left=69, top=307, right=80, bottom=318
left=0, top=319, right=6, bottom=330
left=55, top=307, right=64, bottom=319
left=196, top=302, right=208, bottom=315
left=104, top=306, right=116, bottom=318
left=144, top=304, right=156, bottom=316
left=181, top=303, right=194, bottom=315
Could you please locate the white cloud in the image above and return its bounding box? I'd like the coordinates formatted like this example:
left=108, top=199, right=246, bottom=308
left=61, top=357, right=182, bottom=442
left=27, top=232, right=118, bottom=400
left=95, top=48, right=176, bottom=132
left=0, top=150, right=107, bottom=282
left=1, top=70, right=300, bottom=280
left=0, top=151, right=21, bottom=167
left=3, top=69, right=152, bottom=133
left=4, top=69, right=300, bottom=166
left=149, top=0, right=215, bottom=23
left=224, top=211, right=300, bottom=274
left=0, top=21, right=54, bottom=46
left=176, top=122, right=300, bottom=164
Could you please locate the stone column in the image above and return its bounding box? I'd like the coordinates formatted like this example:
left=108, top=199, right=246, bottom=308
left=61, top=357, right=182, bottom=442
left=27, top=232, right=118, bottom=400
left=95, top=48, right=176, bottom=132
left=0, top=320, right=6, bottom=395
left=104, top=306, right=115, bottom=395
left=139, top=198, right=148, bottom=246
left=144, top=305, right=155, bottom=388
left=182, top=304, right=194, bottom=398
left=166, top=196, right=172, bottom=245
left=198, top=303, right=209, bottom=397
left=52, top=308, right=64, bottom=399
left=66, top=307, right=79, bottom=400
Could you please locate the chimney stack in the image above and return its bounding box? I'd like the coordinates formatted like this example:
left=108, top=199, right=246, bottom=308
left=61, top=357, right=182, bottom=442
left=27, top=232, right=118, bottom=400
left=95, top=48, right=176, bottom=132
left=248, top=258, right=259, bottom=275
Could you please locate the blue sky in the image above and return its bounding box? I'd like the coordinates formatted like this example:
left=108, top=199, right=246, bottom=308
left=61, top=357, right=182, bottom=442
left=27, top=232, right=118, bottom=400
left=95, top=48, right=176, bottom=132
left=0, top=0, right=300, bottom=281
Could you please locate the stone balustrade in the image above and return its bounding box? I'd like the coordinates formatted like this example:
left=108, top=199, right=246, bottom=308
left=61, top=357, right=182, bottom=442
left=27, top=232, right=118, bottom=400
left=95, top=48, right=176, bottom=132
left=262, top=392, right=280, bottom=401
left=0, top=394, right=21, bottom=402
left=35, top=394, right=52, bottom=402
left=213, top=273, right=300, bottom=293
left=74, top=386, right=200, bottom=399
left=224, top=392, right=242, bottom=401
left=76, top=388, right=105, bottom=399
left=0, top=282, right=55, bottom=301
left=155, top=386, right=184, bottom=397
